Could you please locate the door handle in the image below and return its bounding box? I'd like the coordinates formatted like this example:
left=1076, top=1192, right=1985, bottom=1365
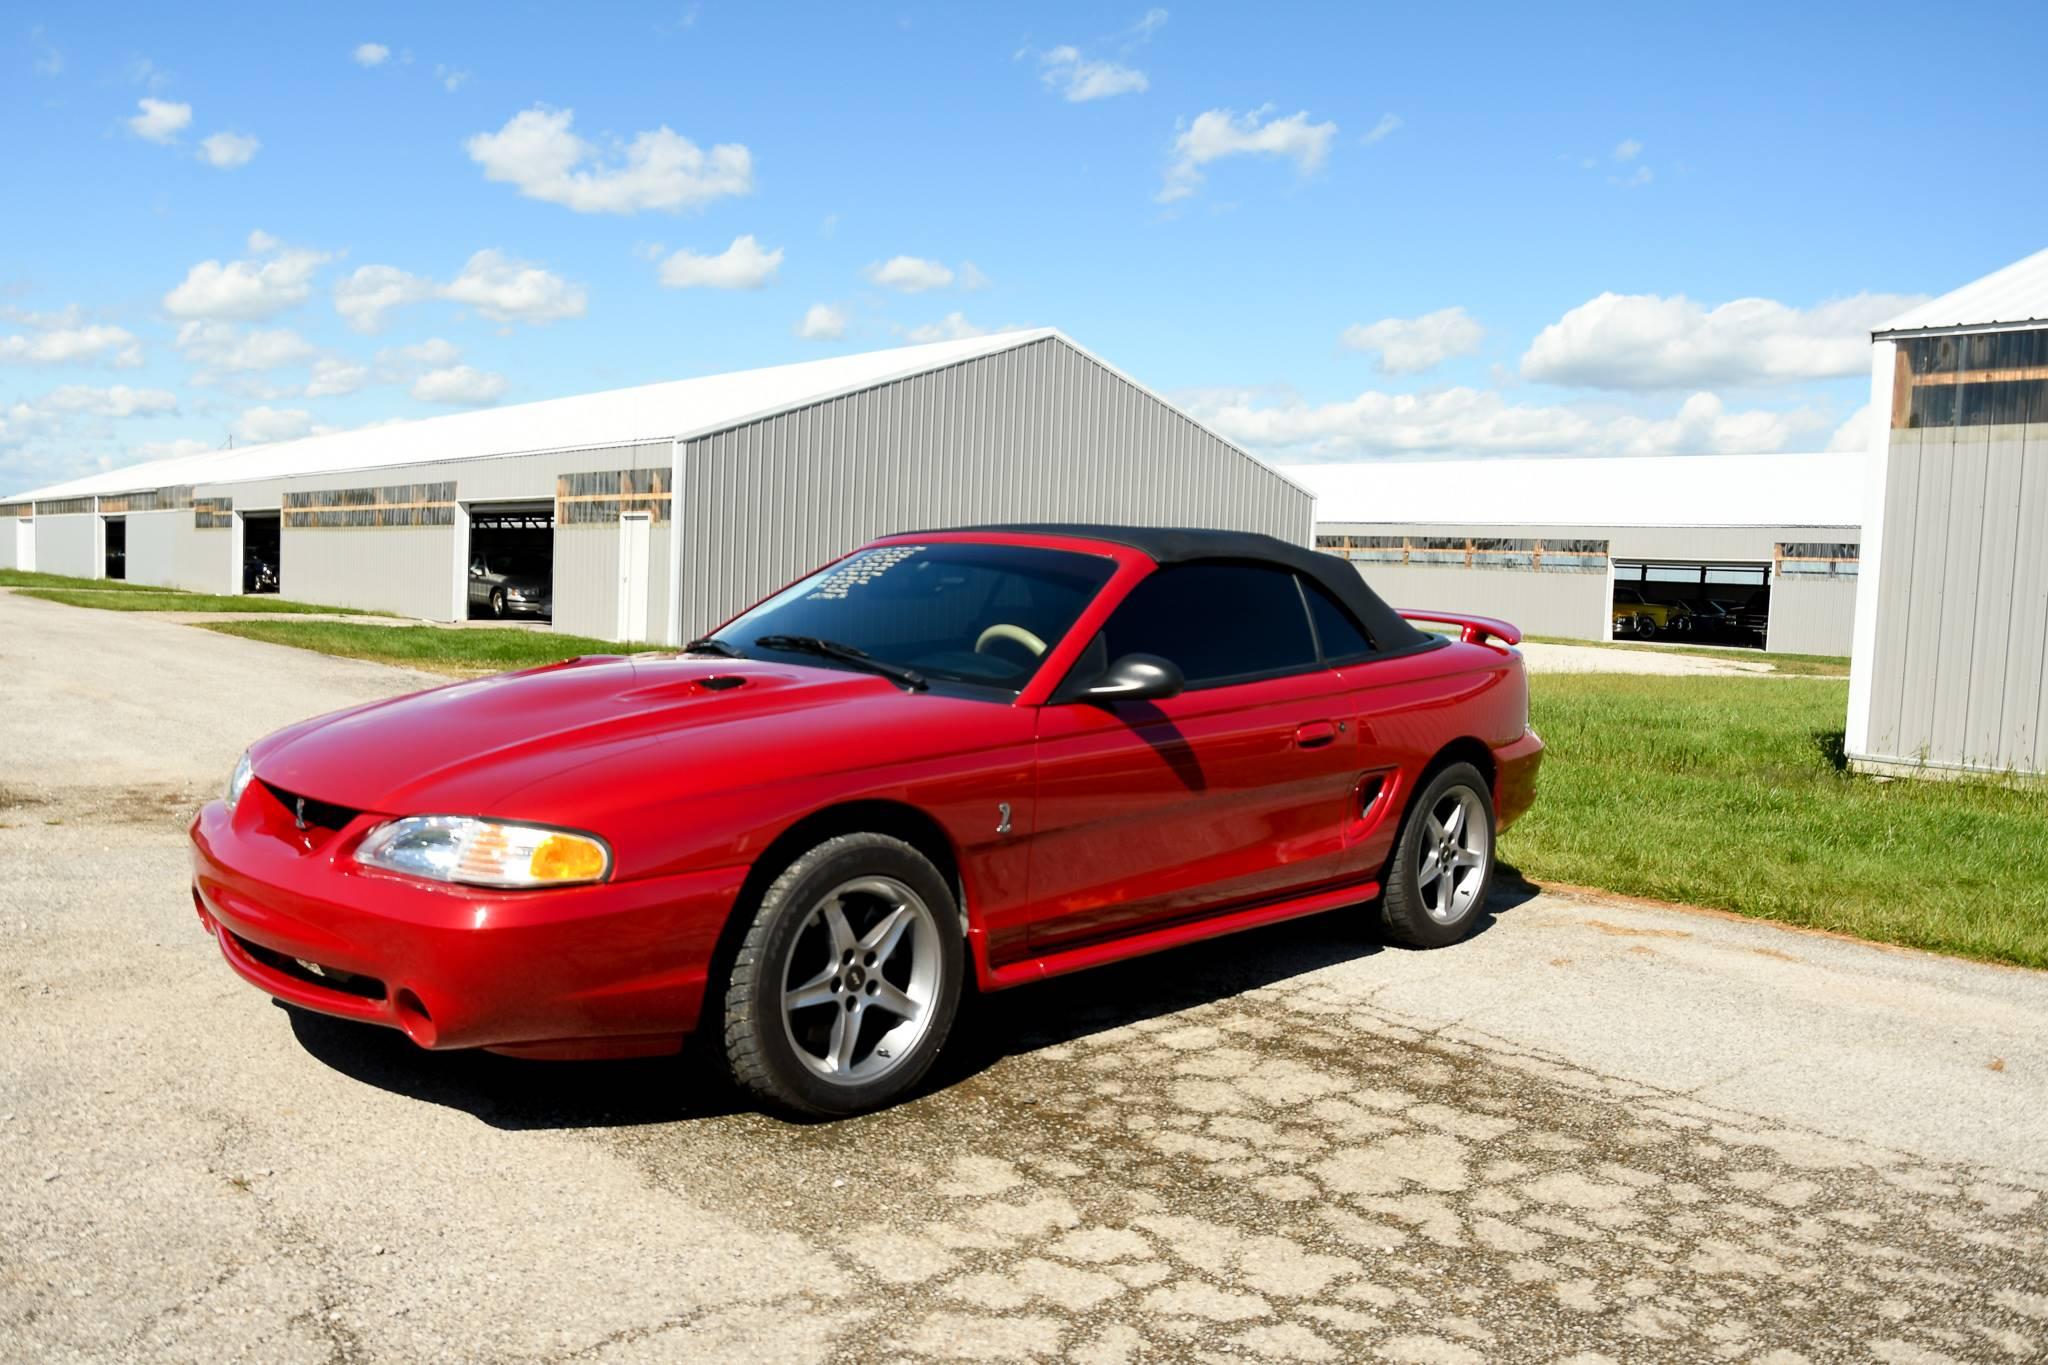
left=1294, top=721, right=1338, bottom=750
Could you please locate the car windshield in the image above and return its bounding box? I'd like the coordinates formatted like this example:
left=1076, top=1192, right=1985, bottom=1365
left=711, top=541, right=1116, bottom=692
left=490, top=552, right=544, bottom=576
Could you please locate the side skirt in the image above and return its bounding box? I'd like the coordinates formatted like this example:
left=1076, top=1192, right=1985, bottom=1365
left=981, top=879, right=1381, bottom=991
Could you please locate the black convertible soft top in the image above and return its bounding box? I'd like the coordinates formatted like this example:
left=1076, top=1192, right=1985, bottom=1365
left=932, top=523, right=1437, bottom=654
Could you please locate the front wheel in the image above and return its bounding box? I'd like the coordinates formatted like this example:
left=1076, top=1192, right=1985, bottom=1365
left=1377, top=762, right=1496, bottom=949
left=723, top=833, right=964, bottom=1118
left=489, top=587, right=507, bottom=619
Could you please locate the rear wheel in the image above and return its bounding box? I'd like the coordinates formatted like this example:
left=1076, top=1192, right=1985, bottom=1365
left=1377, top=762, right=1496, bottom=949
left=723, top=833, right=963, bottom=1118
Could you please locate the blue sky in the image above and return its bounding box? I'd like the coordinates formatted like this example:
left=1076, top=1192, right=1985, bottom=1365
left=5, top=2, right=2045, bottom=493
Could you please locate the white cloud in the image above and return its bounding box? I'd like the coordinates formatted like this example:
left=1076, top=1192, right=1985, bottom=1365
left=1619, top=165, right=1652, bottom=187
left=1340, top=307, right=1484, bottom=375
left=353, top=43, right=390, bottom=67
left=435, top=64, right=470, bottom=93
left=236, top=406, right=316, bottom=443
left=0, top=315, right=142, bottom=367
left=958, top=261, right=990, bottom=290
left=174, top=321, right=315, bottom=374
left=31, top=27, right=62, bottom=77
left=465, top=106, right=753, bottom=214
left=1131, top=7, right=1169, bottom=39
left=866, top=256, right=955, bottom=292
left=163, top=231, right=334, bottom=322
left=441, top=249, right=587, bottom=324
left=138, top=437, right=212, bottom=460
left=128, top=97, right=192, bottom=144
left=332, top=264, right=436, bottom=333
left=1827, top=402, right=1872, bottom=453
left=1521, top=291, right=1926, bottom=390
left=1362, top=113, right=1403, bottom=145
left=1039, top=45, right=1148, bottom=102
left=1159, top=105, right=1337, bottom=202
left=904, top=312, right=998, bottom=344
left=1614, top=138, right=1642, bottom=161
left=411, top=365, right=507, bottom=405
left=304, top=358, right=370, bottom=398
left=40, top=384, right=180, bottom=418
left=1180, top=383, right=1825, bottom=461
left=198, top=131, right=260, bottom=169
left=381, top=337, right=463, bottom=371
left=658, top=234, right=782, bottom=289
left=795, top=303, right=847, bottom=341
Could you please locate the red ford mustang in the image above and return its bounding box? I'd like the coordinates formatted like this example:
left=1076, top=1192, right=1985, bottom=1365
left=191, top=526, right=1542, bottom=1116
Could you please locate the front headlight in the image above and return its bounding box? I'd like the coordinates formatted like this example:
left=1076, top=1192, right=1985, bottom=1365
left=352, top=816, right=611, bottom=889
left=226, top=751, right=255, bottom=810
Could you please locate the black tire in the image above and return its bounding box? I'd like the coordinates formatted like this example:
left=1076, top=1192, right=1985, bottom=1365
left=1377, top=762, right=1497, bottom=949
left=489, top=587, right=506, bottom=619
left=723, top=833, right=964, bottom=1118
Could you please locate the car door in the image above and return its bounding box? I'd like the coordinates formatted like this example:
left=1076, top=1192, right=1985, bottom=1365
left=468, top=554, right=488, bottom=608
left=1027, top=561, right=1366, bottom=953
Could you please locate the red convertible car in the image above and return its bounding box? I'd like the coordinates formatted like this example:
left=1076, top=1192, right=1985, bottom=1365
left=191, top=526, right=1542, bottom=1117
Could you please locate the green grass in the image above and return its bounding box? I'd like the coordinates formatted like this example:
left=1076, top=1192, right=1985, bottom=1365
left=1521, top=635, right=1851, bottom=677
left=1504, top=674, right=2048, bottom=968
left=16, top=589, right=368, bottom=615
left=199, top=619, right=671, bottom=673
left=0, top=569, right=183, bottom=592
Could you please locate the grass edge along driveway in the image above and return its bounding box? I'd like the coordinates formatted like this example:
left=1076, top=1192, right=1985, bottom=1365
left=203, top=620, right=2047, bottom=970
left=1507, top=673, right=2048, bottom=970
left=18, top=588, right=371, bottom=615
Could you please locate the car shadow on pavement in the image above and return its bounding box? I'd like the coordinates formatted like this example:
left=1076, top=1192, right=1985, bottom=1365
left=282, top=1002, right=745, bottom=1129
left=932, top=873, right=1538, bottom=1095
left=279, top=873, right=1540, bottom=1129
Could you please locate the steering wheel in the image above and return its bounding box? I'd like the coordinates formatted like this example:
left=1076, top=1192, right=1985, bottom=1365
left=974, top=623, right=1048, bottom=658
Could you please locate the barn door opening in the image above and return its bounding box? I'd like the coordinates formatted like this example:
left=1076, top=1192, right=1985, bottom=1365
left=103, top=517, right=126, bottom=581
left=617, top=512, right=651, bottom=643
left=466, top=500, right=555, bottom=622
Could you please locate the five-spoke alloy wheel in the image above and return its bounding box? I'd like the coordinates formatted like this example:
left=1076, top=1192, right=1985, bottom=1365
left=1377, top=761, right=1497, bottom=949
left=724, top=833, right=963, bottom=1117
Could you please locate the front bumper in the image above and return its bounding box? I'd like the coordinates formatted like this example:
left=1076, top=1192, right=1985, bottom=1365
left=189, top=789, right=746, bottom=1057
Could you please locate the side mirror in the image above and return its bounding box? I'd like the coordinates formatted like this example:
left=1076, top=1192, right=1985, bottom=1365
left=1080, top=653, right=1184, bottom=703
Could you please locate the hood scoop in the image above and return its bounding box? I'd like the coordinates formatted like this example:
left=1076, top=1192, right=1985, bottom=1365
left=699, top=675, right=745, bottom=691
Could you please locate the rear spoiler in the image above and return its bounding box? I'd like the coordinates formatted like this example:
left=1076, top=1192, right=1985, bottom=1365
left=1398, top=610, right=1523, bottom=648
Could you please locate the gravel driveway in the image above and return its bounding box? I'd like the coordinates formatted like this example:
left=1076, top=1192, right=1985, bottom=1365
left=2, top=590, right=2043, bottom=1363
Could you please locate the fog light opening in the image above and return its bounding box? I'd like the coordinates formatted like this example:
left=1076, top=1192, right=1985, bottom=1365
left=393, top=989, right=437, bottom=1048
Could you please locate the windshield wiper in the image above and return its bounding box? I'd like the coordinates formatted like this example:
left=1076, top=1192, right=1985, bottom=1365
left=682, top=637, right=745, bottom=659
left=752, top=634, right=928, bottom=692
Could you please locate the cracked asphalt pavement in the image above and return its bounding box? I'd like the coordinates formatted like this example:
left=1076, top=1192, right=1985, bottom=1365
left=3, top=590, right=2046, bottom=1363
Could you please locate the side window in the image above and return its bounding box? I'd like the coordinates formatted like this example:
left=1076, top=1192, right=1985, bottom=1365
left=1300, top=576, right=1375, bottom=662
left=1096, top=562, right=1317, bottom=687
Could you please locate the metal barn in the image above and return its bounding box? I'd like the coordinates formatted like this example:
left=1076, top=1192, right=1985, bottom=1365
left=1847, top=247, right=2048, bottom=778
left=1292, top=453, right=1863, bottom=656
left=3, top=331, right=1311, bottom=642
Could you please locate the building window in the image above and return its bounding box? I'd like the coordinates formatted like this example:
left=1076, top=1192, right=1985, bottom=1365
left=1318, top=534, right=1608, bottom=573
left=1892, top=327, right=2048, bottom=430
left=1777, top=542, right=1859, bottom=578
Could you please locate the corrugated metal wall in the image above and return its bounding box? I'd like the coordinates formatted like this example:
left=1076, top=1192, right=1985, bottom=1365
left=675, top=336, right=1308, bottom=636
left=123, top=509, right=233, bottom=593
left=1343, top=561, right=1611, bottom=639
left=544, top=443, right=672, bottom=641
left=31, top=513, right=97, bottom=579
left=1767, top=575, right=1859, bottom=656
left=1320, top=519, right=1861, bottom=653
left=285, top=524, right=461, bottom=619
left=1864, top=420, right=2048, bottom=773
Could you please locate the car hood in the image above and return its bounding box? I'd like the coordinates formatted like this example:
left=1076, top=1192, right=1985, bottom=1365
left=252, top=654, right=913, bottom=815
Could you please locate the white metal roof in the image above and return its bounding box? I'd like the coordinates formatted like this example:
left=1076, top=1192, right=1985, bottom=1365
left=1284, top=452, right=1861, bottom=529
left=11, top=328, right=1072, bottom=503
left=1877, top=246, right=2048, bottom=336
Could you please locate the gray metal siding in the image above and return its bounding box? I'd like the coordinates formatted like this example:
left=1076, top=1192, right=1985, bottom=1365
left=267, top=441, right=669, bottom=625
left=1345, top=561, right=1611, bottom=639
left=1767, top=576, right=1859, bottom=656
left=122, top=509, right=232, bottom=593
left=1320, top=520, right=1854, bottom=563
left=33, top=513, right=97, bottom=579
left=675, top=336, right=1309, bottom=636
left=1863, top=419, right=2048, bottom=772
left=553, top=521, right=673, bottom=643
left=5, top=517, right=28, bottom=572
